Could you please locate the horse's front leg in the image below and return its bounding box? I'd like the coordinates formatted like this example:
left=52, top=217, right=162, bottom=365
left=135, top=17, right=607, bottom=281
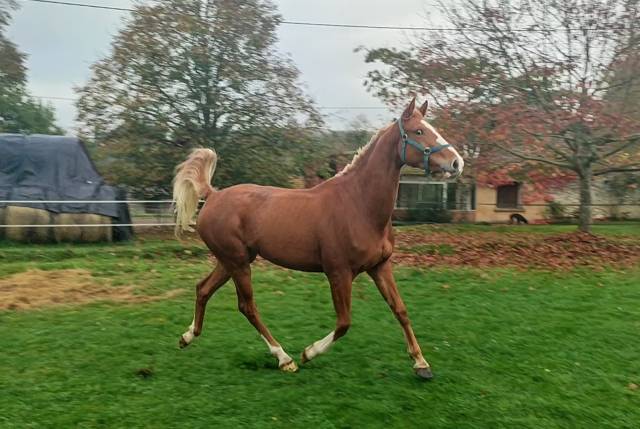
left=301, top=270, right=353, bottom=364
left=367, top=260, right=433, bottom=379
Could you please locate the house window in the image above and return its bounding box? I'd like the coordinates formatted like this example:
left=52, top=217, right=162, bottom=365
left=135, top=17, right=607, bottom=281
left=397, top=183, right=420, bottom=208
left=447, top=183, right=458, bottom=210
left=397, top=183, right=443, bottom=209
left=496, top=183, right=520, bottom=209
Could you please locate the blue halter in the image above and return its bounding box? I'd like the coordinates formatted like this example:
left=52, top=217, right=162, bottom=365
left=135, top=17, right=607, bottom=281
left=397, top=119, right=451, bottom=176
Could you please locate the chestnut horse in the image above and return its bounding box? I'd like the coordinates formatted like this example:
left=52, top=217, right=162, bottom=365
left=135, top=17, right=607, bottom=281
left=174, top=98, right=464, bottom=378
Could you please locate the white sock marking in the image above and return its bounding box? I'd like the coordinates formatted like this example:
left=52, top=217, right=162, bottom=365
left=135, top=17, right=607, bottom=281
left=413, top=357, right=430, bottom=369
left=182, top=320, right=195, bottom=344
left=261, top=335, right=293, bottom=366
left=304, top=331, right=335, bottom=361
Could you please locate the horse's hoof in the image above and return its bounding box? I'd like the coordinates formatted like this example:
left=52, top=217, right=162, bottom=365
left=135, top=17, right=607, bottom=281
left=280, top=360, right=299, bottom=373
left=178, top=336, right=190, bottom=349
left=300, top=349, right=310, bottom=364
left=415, top=367, right=434, bottom=380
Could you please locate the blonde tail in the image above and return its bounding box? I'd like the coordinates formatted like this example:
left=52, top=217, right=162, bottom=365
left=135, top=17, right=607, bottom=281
left=172, top=148, right=217, bottom=236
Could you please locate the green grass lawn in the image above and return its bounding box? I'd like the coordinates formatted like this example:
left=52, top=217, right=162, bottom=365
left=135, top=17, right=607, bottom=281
left=1, top=237, right=639, bottom=428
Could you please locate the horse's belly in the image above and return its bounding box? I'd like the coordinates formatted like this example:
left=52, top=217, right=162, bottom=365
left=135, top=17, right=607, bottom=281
left=260, top=253, right=323, bottom=272
left=254, top=231, right=323, bottom=272
left=258, top=246, right=323, bottom=272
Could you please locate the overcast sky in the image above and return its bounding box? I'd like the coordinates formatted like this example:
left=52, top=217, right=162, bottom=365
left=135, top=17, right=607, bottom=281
left=7, top=0, right=448, bottom=133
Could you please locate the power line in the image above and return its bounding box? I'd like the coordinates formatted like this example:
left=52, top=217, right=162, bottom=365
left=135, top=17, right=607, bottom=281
left=279, top=21, right=457, bottom=31
left=317, top=106, right=388, bottom=110
left=33, top=95, right=389, bottom=111
left=23, top=0, right=449, bottom=30
left=35, top=95, right=76, bottom=101
left=23, top=0, right=639, bottom=32
left=26, top=0, right=131, bottom=12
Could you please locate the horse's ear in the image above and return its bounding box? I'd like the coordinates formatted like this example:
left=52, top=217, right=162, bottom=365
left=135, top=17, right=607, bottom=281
left=402, top=97, right=416, bottom=120
left=419, top=100, right=428, bottom=116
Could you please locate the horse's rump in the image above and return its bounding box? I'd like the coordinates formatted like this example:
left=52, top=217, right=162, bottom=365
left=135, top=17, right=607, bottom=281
left=197, top=184, right=327, bottom=271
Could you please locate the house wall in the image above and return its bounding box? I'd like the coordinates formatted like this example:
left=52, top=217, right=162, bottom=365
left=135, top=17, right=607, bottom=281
left=392, top=173, right=639, bottom=223
left=450, top=210, right=475, bottom=223
left=474, top=187, right=547, bottom=223
left=474, top=178, right=640, bottom=223
left=551, top=179, right=640, bottom=219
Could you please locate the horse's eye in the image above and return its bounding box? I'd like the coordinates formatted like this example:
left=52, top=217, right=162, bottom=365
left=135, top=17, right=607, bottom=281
left=416, top=130, right=423, bottom=135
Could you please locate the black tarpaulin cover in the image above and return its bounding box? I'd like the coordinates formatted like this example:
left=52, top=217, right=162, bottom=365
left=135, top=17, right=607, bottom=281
left=0, top=134, right=133, bottom=239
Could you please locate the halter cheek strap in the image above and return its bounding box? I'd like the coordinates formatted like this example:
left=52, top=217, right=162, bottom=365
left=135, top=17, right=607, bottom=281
left=397, top=119, right=450, bottom=176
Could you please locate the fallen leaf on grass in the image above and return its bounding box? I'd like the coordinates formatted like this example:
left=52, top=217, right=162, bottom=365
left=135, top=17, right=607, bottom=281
left=135, top=368, right=154, bottom=379
left=393, top=231, right=640, bottom=270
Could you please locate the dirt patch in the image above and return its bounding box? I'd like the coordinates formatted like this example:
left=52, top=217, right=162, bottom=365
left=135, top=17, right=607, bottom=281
left=393, top=232, right=640, bottom=270
left=0, top=269, right=182, bottom=311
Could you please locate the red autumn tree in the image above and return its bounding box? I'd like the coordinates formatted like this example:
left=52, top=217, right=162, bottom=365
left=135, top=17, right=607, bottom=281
left=360, top=0, right=640, bottom=232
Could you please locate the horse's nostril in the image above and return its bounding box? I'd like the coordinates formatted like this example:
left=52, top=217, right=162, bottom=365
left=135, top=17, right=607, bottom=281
left=452, top=159, right=459, bottom=171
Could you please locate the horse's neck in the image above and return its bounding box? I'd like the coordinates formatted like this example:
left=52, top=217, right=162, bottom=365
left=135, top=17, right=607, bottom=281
left=343, top=128, right=401, bottom=229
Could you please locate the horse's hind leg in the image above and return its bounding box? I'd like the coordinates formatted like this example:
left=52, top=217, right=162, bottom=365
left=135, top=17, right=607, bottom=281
left=367, top=260, right=433, bottom=380
left=179, top=264, right=230, bottom=348
left=232, top=265, right=298, bottom=372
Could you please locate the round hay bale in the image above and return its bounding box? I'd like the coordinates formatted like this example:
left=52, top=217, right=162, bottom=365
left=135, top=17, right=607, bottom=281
left=53, top=213, right=112, bottom=243
left=4, top=206, right=53, bottom=243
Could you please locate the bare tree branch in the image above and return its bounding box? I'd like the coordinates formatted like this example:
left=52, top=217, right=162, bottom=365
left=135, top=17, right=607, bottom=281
left=494, top=142, right=572, bottom=169
left=594, top=165, right=640, bottom=176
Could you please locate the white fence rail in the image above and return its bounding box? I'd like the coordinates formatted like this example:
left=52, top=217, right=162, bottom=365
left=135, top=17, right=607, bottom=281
left=0, top=200, right=174, bottom=204
left=0, top=200, right=177, bottom=228
left=0, top=223, right=175, bottom=228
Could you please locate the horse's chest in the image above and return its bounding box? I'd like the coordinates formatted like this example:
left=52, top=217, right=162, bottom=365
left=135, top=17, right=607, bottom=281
left=352, top=236, right=394, bottom=271
left=377, top=238, right=394, bottom=261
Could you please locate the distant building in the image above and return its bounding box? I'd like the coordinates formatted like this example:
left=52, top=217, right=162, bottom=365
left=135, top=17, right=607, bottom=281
left=396, top=167, right=640, bottom=223
left=302, top=146, right=639, bottom=223
left=395, top=166, right=476, bottom=223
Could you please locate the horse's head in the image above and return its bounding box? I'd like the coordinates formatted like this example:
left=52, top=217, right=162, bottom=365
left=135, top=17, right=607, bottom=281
left=396, top=98, right=464, bottom=177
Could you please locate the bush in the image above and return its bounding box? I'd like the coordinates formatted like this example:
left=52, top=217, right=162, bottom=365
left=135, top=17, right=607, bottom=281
left=608, top=211, right=630, bottom=221
left=406, top=204, right=452, bottom=223
left=546, top=201, right=567, bottom=221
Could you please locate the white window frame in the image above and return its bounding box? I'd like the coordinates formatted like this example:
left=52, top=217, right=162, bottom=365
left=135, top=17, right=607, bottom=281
left=396, top=180, right=449, bottom=209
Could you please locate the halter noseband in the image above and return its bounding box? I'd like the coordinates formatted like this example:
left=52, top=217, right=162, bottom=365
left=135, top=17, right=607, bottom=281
left=397, top=119, right=451, bottom=176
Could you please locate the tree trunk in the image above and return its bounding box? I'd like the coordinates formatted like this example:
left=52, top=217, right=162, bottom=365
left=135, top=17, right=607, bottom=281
left=577, top=168, right=593, bottom=233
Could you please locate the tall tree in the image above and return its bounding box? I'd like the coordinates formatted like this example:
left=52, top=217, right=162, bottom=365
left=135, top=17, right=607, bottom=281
left=0, top=0, right=61, bottom=134
left=77, top=0, right=322, bottom=197
left=0, top=1, right=25, bottom=89
left=606, top=36, right=640, bottom=120
left=361, top=0, right=640, bottom=232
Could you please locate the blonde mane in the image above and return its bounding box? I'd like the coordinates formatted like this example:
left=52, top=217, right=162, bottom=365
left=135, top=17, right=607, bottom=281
left=335, top=128, right=387, bottom=177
